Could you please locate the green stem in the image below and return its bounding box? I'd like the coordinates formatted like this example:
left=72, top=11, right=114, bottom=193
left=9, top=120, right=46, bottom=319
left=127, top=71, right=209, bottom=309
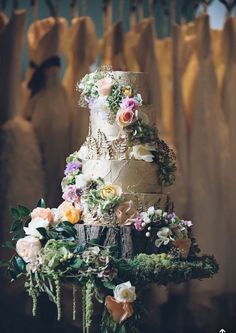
left=72, top=285, right=77, bottom=321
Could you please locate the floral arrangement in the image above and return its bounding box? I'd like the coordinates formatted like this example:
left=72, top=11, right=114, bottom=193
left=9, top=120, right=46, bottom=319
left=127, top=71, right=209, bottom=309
left=1, top=200, right=218, bottom=333
left=134, top=207, right=194, bottom=258
left=77, top=67, right=176, bottom=187
left=61, top=152, right=124, bottom=223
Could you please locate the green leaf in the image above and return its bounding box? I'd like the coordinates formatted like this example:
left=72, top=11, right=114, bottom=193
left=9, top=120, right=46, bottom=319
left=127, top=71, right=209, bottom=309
left=71, top=258, right=82, bottom=269
left=15, top=256, right=26, bottom=272
left=10, top=207, right=20, bottom=220
left=10, top=220, right=22, bottom=233
left=103, top=281, right=115, bottom=290
left=37, top=198, right=46, bottom=208
left=36, top=227, right=48, bottom=238
left=2, top=240, right=16, bottom=249
left=17, top=205, right=30, bottom=217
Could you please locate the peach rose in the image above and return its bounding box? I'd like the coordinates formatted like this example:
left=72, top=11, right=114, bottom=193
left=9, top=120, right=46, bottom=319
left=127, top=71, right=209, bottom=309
left=31, top=207, right=53, bottom=223
left=115, top=200, right=137, bottom=225
left=105, top=296, right=134, bottom=324
left=116, top=109, right=136, bottom=128
left=58, top=201, right=81, bottom=224
left=100, top=184, right=122, bottom=200
left=96, top=77, right=113, bottom=96
left=16, top=236, right=41, bottom=263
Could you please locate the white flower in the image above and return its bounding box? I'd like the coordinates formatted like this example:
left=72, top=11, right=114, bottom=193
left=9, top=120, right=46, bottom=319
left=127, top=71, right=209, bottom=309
left=16, top=236, right=42, bottom=265
left=90, top=96, right=109, bottom=114
left=114, top=281, right=136, bottom=303
left=147, top=206, right=155, bottom=215
left=155, top=227, right=173, bottom=247
left=140, top=212, right=151, bottom=224
left=131, top=144, right=156, bottom=162
left=75, top=174, right=92, bottom=189
left=78, top=145, right=89, bottom=160
left=24, top=217, right=49, bottom=239
left=155, top=209, right=163, bottom=216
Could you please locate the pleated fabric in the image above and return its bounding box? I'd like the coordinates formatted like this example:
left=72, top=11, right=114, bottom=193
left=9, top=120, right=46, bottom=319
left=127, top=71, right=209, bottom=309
left=220, top=17, right=236, bottom=295
left=102, top=20, right=127, bottom=70
left=0, top=10, right=44, bottom=316
left=23, top=17, right=71, bottom=207
left=188, top=15, right=231, bottom=310
left=133, top=18, right=163, bottom=128
left=170, top=24, right=189, bottom=218
left=63, top=16, right=98, bottom=150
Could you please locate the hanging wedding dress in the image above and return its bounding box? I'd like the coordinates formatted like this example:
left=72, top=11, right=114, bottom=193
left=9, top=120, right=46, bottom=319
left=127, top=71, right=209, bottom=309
left=63, top=15, right=98, bottom=150
left=220, top=17, right=236, bottom=296
left=0, top=9, right=44, bottom=317
left=170, top=24, right=188, bottom=218
left=188, top=15, right=231, bottom=329
left=155, top=36, right=173, bottom=142
left=123, top=3, right=140, bottom=72
left=23, top=17, right=71, bottom=208
left=133, top=18, right=163, bottom=128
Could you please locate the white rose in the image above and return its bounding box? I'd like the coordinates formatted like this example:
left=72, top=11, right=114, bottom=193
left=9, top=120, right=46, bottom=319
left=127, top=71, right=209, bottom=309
left=24, top=217, right=49, bottom=239
left=114, top=281, right=136, bottom=303
left=78, top=145, right=89, bottom=160
left=131, top=144, right=155, bottom=162
left=75, top=174, right=92, bottom=189
left=16, top=236, right=42, bottom=264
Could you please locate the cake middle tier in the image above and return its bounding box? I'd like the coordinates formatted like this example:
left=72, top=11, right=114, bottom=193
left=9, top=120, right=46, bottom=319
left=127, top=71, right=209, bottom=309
left=82, top=159, right=162, bottom=193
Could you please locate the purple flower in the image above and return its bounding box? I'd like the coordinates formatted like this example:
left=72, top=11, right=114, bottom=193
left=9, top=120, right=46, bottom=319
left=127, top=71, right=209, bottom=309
left=134, top=215, right=144, bottom=231
left=120, top=97, right=139, bottom=112
left=167, top=212, right=176, bottom=220
left=62, top=185, right=81, bottom=203
left=182, top=220, right=193, bottom=227
left=64, top=162, right=82, bottom=175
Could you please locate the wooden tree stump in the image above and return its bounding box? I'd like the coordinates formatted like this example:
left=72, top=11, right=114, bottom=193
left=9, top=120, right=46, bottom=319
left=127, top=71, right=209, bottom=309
left=75, top=224, right=159, bottom=258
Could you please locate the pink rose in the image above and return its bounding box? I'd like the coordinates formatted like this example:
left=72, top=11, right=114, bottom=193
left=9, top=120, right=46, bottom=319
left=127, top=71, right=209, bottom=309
left=96, top=77, right=113, bottom=96
left=31, top=207, right=53, bottom=223
left=16, top=236, right=42, bottom=263
left=116, top=109, right=137, bottom=128
left=62, top=185, right=81, bottom=203
left=120, top=97, right=139, bottom=112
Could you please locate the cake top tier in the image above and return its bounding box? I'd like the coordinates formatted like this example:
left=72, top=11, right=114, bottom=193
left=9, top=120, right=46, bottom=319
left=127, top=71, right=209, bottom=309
left=77, top=68, right=149, bottom=113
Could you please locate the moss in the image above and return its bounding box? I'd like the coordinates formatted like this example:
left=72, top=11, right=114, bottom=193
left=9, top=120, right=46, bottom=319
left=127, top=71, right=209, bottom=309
left=115, top=254, right=219, bottom=286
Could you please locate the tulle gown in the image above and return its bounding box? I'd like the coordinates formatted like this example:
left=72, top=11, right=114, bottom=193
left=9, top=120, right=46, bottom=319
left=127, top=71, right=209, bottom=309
left=0, top=10, right=44, bottom=316
left=63, top=16, right=98, bottom=150
left=188, top=15, right=231, bottom=320
left=23, top=17, right=71, bottom=208
left=102, top=20, right=127, bottom=70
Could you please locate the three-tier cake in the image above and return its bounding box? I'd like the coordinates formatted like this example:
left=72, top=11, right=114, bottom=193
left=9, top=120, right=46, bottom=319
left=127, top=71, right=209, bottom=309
left=61, top=67, right=177, bottom=257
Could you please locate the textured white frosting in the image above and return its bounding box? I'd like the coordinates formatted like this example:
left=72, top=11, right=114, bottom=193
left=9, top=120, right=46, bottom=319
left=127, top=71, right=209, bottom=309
left=89, top=105, right=154, bottom=141
left=82, top=159, right=161, bottom=193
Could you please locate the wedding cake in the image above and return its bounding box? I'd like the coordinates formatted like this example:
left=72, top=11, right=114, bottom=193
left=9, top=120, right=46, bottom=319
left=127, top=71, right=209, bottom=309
left=61, top=67, right=177, bottom=256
